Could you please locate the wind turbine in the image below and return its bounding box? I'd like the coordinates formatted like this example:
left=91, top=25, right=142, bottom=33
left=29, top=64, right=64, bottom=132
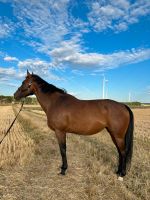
left=102, top=74, right=108, bottom=99
left=105, top=80, right=109, bottom=99
left=128, top=92, right=131, bottom=102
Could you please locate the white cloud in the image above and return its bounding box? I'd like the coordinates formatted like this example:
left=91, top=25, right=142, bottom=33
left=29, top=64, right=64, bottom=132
left=18, top=58, right=61, bottom=80
left=88, top=0, right=150, bottom=32
left=18, top=59, right=50, bottom=70
left=4, top=0, right=88, bottom=55
left=50, top=41, right=150, bottom=70
left=0, top=18, right=14, bottom=38
left=0, top=66, right=27, bottom=82
left=0, top=67, right=16, bottom=77
left=0, top=67, right=18, bottom=88
left=11, top=0, right=71, bottom=51
left=4, top=56, right=18, bottom=61
left=0, top=81, right=18, bottom=88
left=0, top=59, right=61, bottom=85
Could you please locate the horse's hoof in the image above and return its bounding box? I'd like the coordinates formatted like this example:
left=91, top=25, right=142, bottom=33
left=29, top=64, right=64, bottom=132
left=118, top=176, right=123, bottom=181
left=58, top=171, right=66, bottom=176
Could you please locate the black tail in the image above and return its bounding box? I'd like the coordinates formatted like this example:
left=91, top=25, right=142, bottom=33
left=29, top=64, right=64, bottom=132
left=124, top=105, right=134, bottom=169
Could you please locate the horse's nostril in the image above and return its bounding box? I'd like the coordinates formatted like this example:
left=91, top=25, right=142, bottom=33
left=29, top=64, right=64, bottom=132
left=14, top=91, right=18, bottom=99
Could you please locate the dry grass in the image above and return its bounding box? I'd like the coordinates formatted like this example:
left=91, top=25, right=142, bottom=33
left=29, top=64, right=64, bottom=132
left=0, top=106, right=149, bottom=200
left=0, top=106, right=34, bottom=168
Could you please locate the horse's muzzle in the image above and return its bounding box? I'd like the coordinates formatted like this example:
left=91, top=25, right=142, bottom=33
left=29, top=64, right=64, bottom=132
left=14, top=91, right=21, bottom=100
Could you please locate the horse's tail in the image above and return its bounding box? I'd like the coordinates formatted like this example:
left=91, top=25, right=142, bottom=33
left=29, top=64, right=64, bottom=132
left=124, top=105, right=134, bottom=169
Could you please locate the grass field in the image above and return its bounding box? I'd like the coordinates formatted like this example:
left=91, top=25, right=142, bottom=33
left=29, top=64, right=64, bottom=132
left=0, top=105, right=149, bottom=200
left=0, top=106, right=34, bottom=168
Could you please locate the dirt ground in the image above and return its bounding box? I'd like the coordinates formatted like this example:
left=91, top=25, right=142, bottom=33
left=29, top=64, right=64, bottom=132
left=0, top=106, right=149, bottom=200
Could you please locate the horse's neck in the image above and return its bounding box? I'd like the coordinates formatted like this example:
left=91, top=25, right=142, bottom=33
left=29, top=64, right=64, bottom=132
left=34, top=86, right=51, bottom=113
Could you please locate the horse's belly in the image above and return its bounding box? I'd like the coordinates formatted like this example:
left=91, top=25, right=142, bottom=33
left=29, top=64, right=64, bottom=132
left=67, top=121, right=105, bottom=135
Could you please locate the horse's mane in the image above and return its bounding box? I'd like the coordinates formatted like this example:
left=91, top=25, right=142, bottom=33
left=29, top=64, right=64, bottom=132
left=32, top=75, right=66, bottom=94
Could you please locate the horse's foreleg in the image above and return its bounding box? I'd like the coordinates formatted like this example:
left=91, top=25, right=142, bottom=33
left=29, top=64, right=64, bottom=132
left=55, top=130, right=68, bottom=175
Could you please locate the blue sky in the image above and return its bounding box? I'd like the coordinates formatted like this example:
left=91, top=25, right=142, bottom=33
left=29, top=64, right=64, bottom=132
left=0, top=0, right=150, bottom=102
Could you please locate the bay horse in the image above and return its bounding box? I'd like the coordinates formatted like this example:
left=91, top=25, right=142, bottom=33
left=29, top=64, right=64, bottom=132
left=14, top=70, right=134, bottom=179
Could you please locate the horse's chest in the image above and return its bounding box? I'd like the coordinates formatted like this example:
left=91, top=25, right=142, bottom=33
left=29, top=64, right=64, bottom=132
left=47, top=117, right=56, bottom=130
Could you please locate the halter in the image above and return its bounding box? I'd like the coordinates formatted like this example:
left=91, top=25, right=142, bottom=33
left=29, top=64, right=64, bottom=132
left=28, top=80, right=32, bottom=87
left=21, top=80, right=33, bottom=93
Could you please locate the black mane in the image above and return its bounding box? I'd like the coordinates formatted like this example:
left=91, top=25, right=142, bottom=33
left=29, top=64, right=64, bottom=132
left=32, top=75, right=66, bottom=94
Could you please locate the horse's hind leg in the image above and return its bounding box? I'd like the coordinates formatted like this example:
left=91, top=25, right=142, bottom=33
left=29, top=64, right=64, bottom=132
left=107, top=129, right=126, bottom=177
left=115, top=138, right=126, bottom=177
left=55, top=130, right=68, bottom=175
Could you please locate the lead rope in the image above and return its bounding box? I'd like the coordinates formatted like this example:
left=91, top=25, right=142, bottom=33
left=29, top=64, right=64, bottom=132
left=0, top=101, right=24, bottom=145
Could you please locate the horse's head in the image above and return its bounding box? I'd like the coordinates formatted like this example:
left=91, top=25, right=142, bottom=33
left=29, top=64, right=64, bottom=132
left=14, top=70, right=34, bottom=100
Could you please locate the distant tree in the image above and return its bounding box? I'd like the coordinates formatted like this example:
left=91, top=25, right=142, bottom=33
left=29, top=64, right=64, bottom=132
left=124, top=101, right=141, bottom=107
left=0, top=95, right=13, bottom=104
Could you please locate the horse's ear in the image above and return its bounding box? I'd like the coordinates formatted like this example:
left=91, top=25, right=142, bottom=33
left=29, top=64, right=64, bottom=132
left=32, top=72, right=33, bottom=75
left=27, top=69, right=31, bottom=76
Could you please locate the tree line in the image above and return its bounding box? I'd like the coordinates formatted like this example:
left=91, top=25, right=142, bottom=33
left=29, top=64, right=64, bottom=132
left=0, top=95, right=143, bottom=107
left=0, top=95, right=38, bottom=104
